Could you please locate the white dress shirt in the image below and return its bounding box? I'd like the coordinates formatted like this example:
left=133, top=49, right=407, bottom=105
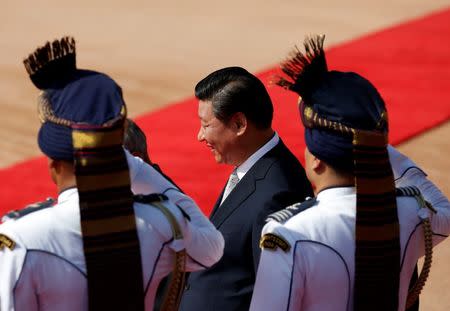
left=220, top=132, right=279, bottom=205
left=235, top=132, right=279, bottom=180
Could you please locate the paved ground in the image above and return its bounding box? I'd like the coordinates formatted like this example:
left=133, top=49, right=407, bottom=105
left=1, top=1, right=449, bottom=309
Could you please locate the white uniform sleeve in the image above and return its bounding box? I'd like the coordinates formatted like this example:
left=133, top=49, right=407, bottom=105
left=126, top=148, right=179, bottom=195
left=250, top=223, right=303, bottom=311
left=168, top=191, right=224, bottom=269
left=0, top=228, right=35, bottom=311
left=389, top=145, right=450, bottom=236
left=126, top=150, right=224, bottom=269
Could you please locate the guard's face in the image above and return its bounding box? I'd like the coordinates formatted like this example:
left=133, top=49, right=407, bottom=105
left=197, top=100, right=239, bottom=165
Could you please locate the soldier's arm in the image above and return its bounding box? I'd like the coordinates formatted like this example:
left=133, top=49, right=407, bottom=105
left=170, top=193, right=224, bottom=269
left=250, top=223, right=302, bottom=311
left=388, top=145, right=450, bottom=235
left=125, top=148, right=179, bottom=195
left=0, top=230, right=37, bottom=311
left=127, top=150, right=224, bottom=268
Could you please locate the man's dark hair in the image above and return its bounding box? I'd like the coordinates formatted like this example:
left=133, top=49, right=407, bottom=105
left=195, top=67, right=273, bottom=129
left=124, top=119, right=151, bottom=164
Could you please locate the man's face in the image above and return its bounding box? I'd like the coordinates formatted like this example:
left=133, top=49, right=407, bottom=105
left=197, top=100, right=239, bottom=165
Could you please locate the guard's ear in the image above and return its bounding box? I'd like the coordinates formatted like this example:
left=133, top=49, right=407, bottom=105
left=232, top=112, right=247, bottom=136
left=48, top=158, right=57, bottom=170
left=311, top=156, right=324, bottom=173
left=305, top=149, right=324, bottom=174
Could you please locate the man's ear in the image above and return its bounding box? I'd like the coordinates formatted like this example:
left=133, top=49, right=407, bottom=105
left=232, top=112, right=247, bottom=136
left=49, top=159, right=72, bottom=174
left=48, top=158, right=57, bottom=170
left=311, top=155, right=324, bottom=173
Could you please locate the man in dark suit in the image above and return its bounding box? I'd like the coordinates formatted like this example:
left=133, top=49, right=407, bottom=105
left=179, top=67, right=313, bottom=311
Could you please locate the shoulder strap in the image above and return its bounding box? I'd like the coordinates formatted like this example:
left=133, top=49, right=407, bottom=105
left=152, top=202, right=183, bottom=240
left=133, top=193, right=168, bottom=204
left=396, top=186, right=437, bottom=213
left=266, top=197, right=316, bottom=223
left=145, top=200, right=186, bottom=311
left=396, top=186, right=435, bottom=308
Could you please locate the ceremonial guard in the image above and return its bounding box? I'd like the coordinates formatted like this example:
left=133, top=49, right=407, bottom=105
left=0, top=37, right=224, bottom=311
left=250, top=35, right=450, bottom=311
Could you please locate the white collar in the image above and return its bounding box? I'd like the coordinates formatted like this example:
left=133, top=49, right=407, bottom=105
left=316, top=186, right=356, bottom=202
left=57, top=187, right=78, bottom=204
left=235, top=132, right=279, bottom=180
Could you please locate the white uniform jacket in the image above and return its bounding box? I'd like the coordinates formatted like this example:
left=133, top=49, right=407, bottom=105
left=0, top=151, right=224, bottom=311
left=250, top=146, right=450, bottom=311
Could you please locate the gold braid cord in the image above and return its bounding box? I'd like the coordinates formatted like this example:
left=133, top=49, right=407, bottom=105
left=163, top=250, right=187, bottom=310
left=38, top=93, right=72, bottom=126
left=37, top=92, right=127, bottom=127
left=152, top=202, right=187, bottom=311
left=302, top=104, right=388, bottom=135
left=405, top=197, right=435, bottom=309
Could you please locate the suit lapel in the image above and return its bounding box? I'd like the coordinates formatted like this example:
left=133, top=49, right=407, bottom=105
left=210, top=140, right=287, bottom=228
left=209, top=182, right=226, bottom=219
left=210, top=172, right=256, bottom=227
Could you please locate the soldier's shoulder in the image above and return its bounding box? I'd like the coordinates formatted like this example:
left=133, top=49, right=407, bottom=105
left=134, top=193, right=189, bottom=242
left=259, top=218, right=305, bottom=254
left=396, top=186, right=436, bottom=213
left=396, top=186, right=421, bottom=197
left=260, top=198, right=318, bottom=253
left=1, top=198, right=56, bottom=223
left=134, top=193, right=191, bottom=221
left=266, top=197, right=317, bottom=224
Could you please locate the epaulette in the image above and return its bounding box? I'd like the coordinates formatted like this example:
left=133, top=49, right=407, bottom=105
left=396, top=186, right=436, bottom=213
left=133, top=193, right=168, bottom=204
left=266, top=197, right=316, bottom=223
left=1, top=197, right=55, bottom=222
left=396, top=186, right=421, bottom=197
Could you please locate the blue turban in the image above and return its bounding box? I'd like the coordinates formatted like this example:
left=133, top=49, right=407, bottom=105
left=301, top=71, right=387, bottom=171
left=23, top=38, right=126, bottom=161
left=24, top=37, right=145, bottom=311
left=276, top=35, right=400, bottom=311
left=37, top=70, right=125, bottom=160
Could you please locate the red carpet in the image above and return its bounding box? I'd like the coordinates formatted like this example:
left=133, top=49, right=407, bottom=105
left=1, top=8, right=449, bottom=217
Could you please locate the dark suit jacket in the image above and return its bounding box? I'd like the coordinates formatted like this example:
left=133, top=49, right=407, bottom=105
left=179, top=139, right=313, bottom=311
